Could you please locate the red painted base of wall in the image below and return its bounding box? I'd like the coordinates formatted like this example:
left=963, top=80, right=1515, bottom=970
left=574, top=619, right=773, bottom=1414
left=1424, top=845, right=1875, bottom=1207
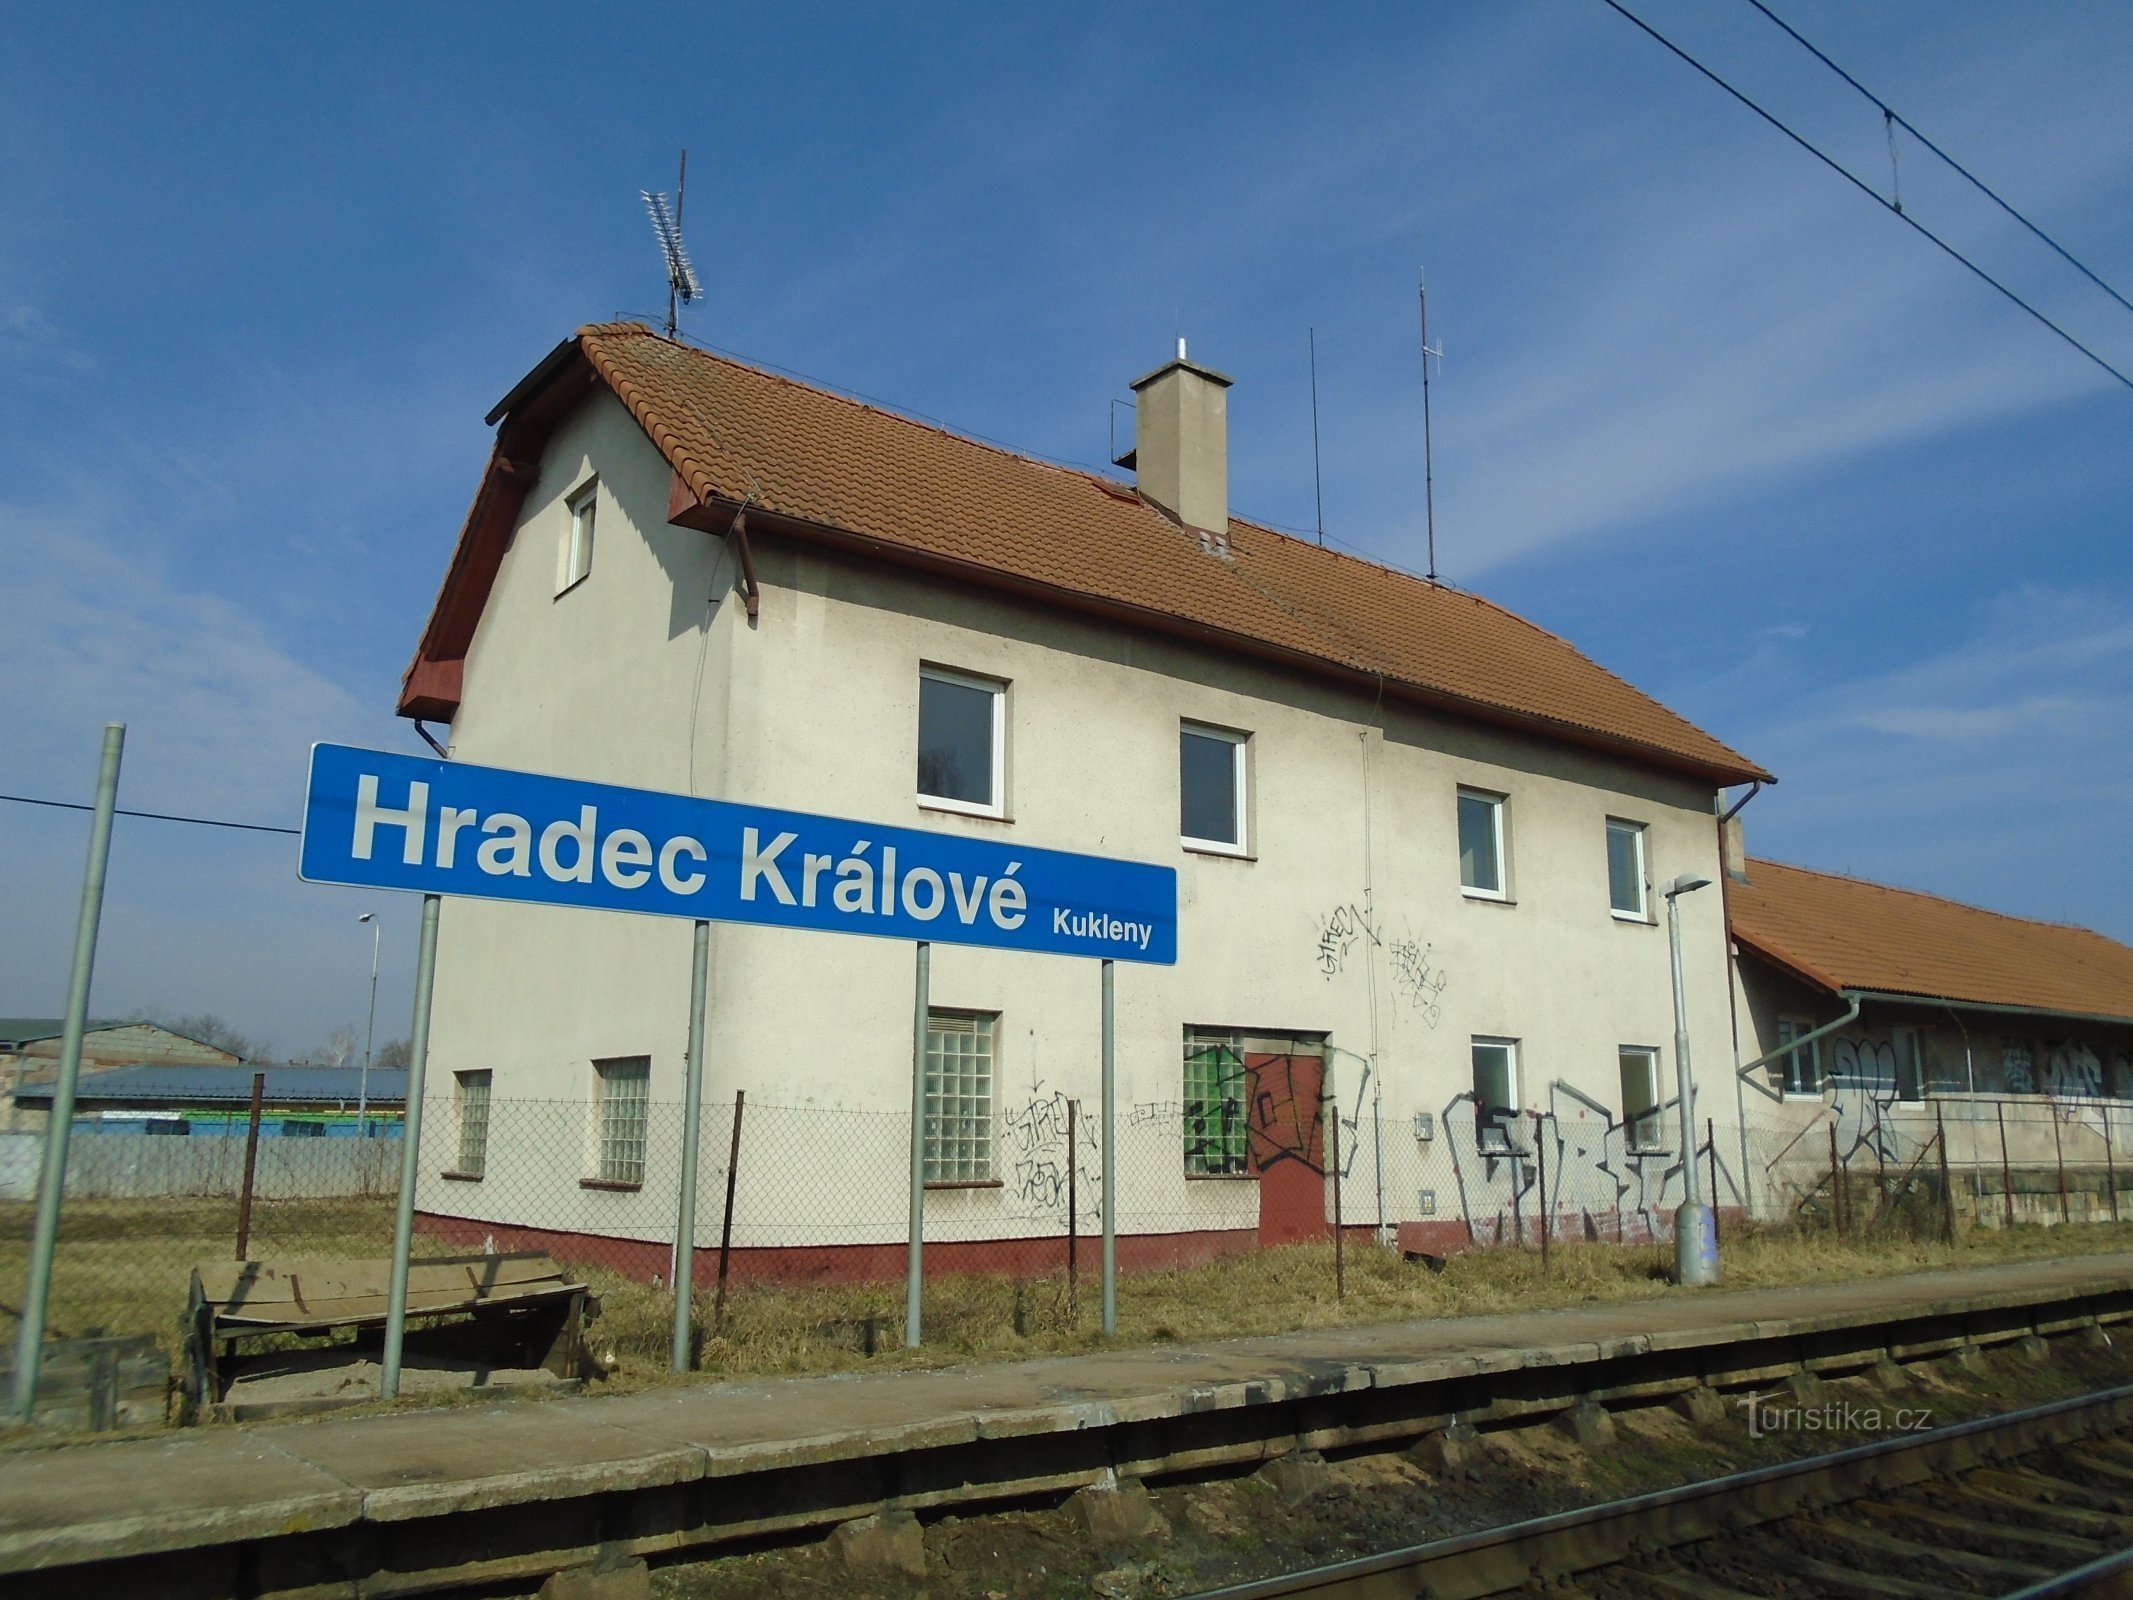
left=416, top=1211, right=1259, bottom=1287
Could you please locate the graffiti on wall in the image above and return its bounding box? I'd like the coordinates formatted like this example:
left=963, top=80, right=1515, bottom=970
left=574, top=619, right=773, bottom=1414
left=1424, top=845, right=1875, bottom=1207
left=998, top=1085, right=1100, bottom=1222
left=2044, top=1042, right=2105, bottom=1099
left=1311, top=900, right=1448, bottom=1024
left=1428, top=1076, right=1750, bottom=1248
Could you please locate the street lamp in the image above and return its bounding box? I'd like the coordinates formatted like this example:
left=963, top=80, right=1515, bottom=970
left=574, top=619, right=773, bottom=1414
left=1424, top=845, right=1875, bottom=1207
left=1664, top=872, right=1719, bottom=1286
left=356, top=913, right=381, bottom=1143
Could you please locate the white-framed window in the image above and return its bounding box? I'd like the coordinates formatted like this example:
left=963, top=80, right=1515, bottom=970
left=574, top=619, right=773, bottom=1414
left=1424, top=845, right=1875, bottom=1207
left=453, top=1069, right=492, bottom=1178
left=1606, top=818, right=1648, bottom=920
left=1458, top=788, right=1507, bottom=899
left=1776, top=1018, right=1822, bottom=1097
left=559, top=479, right=597, bottom=594
left=1619, top=1047, right=1664, bottom=1152
left=1183, top=1031, right=1249, bottom=1175
left=1180, top=723, right=1249, bottom=854
left=592, top=1056, right=649, bottom=1185
left=1471, top=1036, right=1519, bottom=1152
left=924, top=1010, right=995, bottom=1184
left=917, top=666, right=1006, bottom=817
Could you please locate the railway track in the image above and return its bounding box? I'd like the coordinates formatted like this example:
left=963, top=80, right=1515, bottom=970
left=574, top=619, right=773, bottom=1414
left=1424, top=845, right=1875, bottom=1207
left=1188, top=1381, right=2133, bottom=1600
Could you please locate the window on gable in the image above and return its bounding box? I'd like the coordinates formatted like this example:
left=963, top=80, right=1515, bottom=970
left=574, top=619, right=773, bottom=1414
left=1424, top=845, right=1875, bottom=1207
left=559, top=480, right=597, bottom=594
left=1619, top=1046, right=1664, bottom=1151
left=1180, top=723, right=1249, bottom=853
left=917, top=666, right=1005, bottom=816
left=1458, top=788, right=1507, bottom=898
left=593, top=1056, right=649, bottom=1185
left=924, top=1010, right=995, bottom=1183
left=1471, top=1036, right=1519, bottom=1151
left=1606, top=818, right=1648, bottom=919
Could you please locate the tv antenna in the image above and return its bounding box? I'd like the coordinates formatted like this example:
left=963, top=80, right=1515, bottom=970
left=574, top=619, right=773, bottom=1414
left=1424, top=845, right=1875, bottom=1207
left=1418, top=268, right=1443, bottom=583
left=642, top=149, right=702, bottom=339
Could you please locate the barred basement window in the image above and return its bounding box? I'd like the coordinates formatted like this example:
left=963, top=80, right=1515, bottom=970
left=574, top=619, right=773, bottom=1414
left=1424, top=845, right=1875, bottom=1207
left=455, top=1069, right=492, bottom=1178
left=1183, top=1032, right=1248, bottom=1175
left=924, top=1011, right=994, bottom=1183
left=593, top=1057, right=650, bottom=1185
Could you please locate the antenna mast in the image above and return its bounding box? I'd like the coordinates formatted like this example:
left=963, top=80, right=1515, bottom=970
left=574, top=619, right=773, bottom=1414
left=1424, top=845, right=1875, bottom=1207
left=1308, top=328, right=1325, bottom=546
left=642, top=148, right=702, bottom=339
left=1418, top=269, right=1442, bottom=583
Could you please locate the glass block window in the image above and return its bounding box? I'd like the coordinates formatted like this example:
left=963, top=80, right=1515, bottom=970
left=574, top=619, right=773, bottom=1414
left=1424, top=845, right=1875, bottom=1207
left=1183, top=1032, right=1248, bottom=1175
left=455, top=1069, right=492, bottom=1178
left=593, top=1056, right=650, bottom=1185
left=924, top=1011, right=994, bottom=1183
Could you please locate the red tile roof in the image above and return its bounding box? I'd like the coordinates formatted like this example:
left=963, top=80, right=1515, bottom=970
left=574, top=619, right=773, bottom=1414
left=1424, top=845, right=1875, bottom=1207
left=405, top=323, right=1769, bottom=785
left=1730, top=858, right=2133, bottom=1022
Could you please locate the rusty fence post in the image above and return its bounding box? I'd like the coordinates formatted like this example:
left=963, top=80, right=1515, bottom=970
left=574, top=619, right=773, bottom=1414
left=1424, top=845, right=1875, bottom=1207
left=234, top=1070, right=266, bottom=1260
left=1828, top=1120, right=1843, bottom=1238
left=1328, top=1089, right=1345, bottom=1300
left=1706, top=1116, right=1721, bottom=1249
left=712, top=1089, right=745, bottom=1332
left=2051, top=1099, right=2071, bottom=1225
left=1997, top=1100, right=2017, bottom=1229
left=2104, top=1103, right=2121, bottom=1225
left=1066, top=1097, right=1079, bottom=1312
left=1934, top=1103, right=1956, bottom=1246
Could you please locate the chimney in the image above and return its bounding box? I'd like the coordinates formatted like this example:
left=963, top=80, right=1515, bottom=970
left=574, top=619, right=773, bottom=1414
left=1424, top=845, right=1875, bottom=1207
left=1721, top=813, right=1749, bottom=884
left=1130, top=338, right=1232, bottom=536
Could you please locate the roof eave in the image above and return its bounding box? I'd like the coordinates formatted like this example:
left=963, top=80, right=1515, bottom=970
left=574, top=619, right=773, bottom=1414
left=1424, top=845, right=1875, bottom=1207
left=669, top=486, right=1771, bottom=789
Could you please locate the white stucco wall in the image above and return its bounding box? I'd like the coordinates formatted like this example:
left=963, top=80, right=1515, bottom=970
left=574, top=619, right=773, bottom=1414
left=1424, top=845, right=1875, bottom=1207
left=418, top=389, right=1745, bottom=1249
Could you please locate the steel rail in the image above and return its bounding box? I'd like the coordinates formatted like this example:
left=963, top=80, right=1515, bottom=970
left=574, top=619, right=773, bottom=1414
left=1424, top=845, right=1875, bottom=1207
left=1185, top=1380, right=2133, bottom=1600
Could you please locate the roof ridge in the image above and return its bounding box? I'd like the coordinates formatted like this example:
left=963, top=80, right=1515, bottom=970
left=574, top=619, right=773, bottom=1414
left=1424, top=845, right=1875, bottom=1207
left=1744, top=855, right=2115, bottom=943
left=581, top=323, right=1153, bottom=507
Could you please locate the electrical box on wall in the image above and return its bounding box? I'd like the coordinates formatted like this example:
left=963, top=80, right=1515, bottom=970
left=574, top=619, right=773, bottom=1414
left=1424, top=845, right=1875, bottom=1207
left=1416, top=1189, right=1437, bottom=1216
left=1413, top=1112, right=1435, bottom=1142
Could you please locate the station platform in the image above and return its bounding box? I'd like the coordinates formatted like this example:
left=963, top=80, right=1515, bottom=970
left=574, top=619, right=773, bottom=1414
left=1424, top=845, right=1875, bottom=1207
left=3, top=1251, right=2131, bottom=1597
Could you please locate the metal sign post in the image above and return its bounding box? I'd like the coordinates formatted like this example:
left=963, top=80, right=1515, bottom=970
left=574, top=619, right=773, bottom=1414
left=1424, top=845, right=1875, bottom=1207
left=1101, top=958, right=1117, bottom=1338
left=297, top=745, right=1176, bottom=1366
left=906, top=942, right=931, bottom=1348
left=671, top=919, right=711, bottom=1372
left=9, top=723, right=124, bottom=1423
left=380, top=893, right=441, bottom=1400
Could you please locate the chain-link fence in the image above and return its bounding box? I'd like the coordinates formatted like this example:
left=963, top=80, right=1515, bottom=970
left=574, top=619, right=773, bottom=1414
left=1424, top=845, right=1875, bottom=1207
left=7, top=1086, right=2132, bottom=1428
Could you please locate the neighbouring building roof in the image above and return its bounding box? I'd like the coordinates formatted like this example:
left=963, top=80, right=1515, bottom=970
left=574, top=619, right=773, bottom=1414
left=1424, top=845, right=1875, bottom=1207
left=1729, top=858, right=2133, bottom=1024
left=12, top=1065, right=408, bottom=1108
left=402, top=323, right=1770, bottom=787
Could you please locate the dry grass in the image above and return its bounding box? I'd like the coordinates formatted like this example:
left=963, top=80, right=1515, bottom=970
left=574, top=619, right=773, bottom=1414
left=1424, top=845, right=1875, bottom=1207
left=9, top=1195, right=2133, bottom=1405
left=588, top=1217, right=2133, bottom=1389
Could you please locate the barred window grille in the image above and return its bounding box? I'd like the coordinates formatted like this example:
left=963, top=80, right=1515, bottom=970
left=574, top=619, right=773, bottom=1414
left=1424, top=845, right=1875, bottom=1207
left=593, top=1057, right=650, bottom=1185
left=455, top=1069, right=492, bottom=1177
left=924, top=1011, right=994, bottom=1183
left=1183, top=1033, right=1247, bottom=1174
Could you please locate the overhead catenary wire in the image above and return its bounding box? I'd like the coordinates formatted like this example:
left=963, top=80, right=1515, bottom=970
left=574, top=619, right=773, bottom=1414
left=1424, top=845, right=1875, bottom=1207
left=1742, top=0, right=2133, bottom=319
left=0, top=792, right=299, bottom=836
left=1597, top=0, right=2133, bottom=395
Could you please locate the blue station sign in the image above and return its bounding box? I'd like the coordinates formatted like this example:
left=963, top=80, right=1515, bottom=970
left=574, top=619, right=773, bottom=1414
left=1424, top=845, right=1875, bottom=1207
left=299, top=744, right=1177, bottom=965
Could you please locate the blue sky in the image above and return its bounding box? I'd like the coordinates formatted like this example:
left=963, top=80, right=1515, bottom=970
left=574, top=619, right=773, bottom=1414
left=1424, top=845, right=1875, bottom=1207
left=3, top=1, right=2129, bottom=1054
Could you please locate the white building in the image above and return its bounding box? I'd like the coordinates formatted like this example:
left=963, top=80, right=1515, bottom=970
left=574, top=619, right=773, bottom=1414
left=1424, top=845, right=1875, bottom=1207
left=396, top=324, right=1772, bottom=1278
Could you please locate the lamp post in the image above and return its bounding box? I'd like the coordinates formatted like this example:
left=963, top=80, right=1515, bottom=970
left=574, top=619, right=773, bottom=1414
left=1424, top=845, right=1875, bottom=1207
left=358, top=912, right=381, bottom=1138
left=1664, top=872, right=1719, bottom=1286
